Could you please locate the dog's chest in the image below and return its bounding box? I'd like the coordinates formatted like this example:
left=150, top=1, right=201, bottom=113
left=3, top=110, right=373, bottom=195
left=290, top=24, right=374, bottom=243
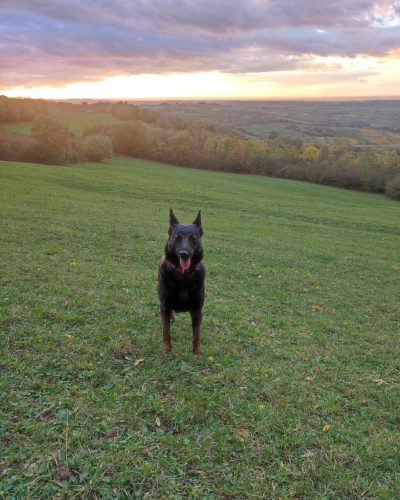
left=178, top=289, right=189, bottom=303
left=166, top=271, right=201, bottom=304
left=169, top=273, right=197, bottom=295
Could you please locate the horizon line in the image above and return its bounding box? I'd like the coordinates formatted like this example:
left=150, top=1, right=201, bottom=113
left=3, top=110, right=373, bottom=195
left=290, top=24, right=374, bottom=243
left=3, top=94, right=400, bottom=102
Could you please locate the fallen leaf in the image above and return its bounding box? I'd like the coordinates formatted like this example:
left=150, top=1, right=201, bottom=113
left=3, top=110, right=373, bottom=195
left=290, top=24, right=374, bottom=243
left=69, top=260, right=78, bottom=267
left=322, top=424, right=332, bottom=432
left=134, top=358, right=144, bottom=366
left=207, top=355, right=214, bottom=361
left=155, top=416, right=161, bottom=427
left=311, top=303, right=324, bottom=311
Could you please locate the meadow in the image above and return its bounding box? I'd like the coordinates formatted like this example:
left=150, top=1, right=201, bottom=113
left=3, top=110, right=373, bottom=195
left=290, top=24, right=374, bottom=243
left=0, top=156, right=399, bottom=498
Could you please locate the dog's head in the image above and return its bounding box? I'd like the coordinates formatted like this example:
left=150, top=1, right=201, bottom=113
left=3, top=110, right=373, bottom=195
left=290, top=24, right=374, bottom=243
left=166, top=208, right=203, bottom=270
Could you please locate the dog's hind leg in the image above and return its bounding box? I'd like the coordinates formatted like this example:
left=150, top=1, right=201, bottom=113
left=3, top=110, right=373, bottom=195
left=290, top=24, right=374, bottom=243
left=190, top=310, right=202, bottom=355
left=159, top=309, right=175, bottom=321
left=160, top=308, right=172, bottom=354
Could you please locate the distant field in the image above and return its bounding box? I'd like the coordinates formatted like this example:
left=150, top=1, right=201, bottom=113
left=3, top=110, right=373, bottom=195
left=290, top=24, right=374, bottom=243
left=147, top=100, right=400, bottom=149
left=239, top=121, right=307, bottom=140
left=1, top=112, right=119, bottom=136
left=238, top=121, right=400, bottom=148
left=1, top=156, right=399, bottom=497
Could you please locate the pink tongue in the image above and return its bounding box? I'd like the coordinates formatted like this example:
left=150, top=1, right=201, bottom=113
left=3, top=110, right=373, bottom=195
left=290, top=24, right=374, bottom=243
left=180, top=258, right=191, bottom=271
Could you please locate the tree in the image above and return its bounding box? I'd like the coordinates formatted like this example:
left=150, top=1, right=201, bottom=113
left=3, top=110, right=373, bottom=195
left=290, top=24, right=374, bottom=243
left=380, top=150, right=399, bottom=170
left=112, top=102, right=141, bottom=121
left=301, top=145, right=321, bottom=163
left=109, top=121, right=152, bottom=157
left=385, top=175, right=400, bottom=200
left=169, top=130, right=192, bottom=165
left=31, top=115, right=74, bottom=164
left=81, top=134, right=113, bottom=161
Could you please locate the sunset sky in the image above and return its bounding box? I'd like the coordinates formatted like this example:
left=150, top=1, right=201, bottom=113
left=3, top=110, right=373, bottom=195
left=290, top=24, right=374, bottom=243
left=1, top=0, right=400, bottom=100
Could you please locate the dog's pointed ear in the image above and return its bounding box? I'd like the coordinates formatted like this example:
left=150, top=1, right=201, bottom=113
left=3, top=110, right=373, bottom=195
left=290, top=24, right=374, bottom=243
left=169, top=208, right=179, bottom=234
left=193, top=210, right=203, bottom=236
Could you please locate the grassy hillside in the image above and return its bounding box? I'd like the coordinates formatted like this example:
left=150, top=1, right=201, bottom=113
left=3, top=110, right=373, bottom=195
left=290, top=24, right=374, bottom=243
left=0, top=156, right=399, bottom=497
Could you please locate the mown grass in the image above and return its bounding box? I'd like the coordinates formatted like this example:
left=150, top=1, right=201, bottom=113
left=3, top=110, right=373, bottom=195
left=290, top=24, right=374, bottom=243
left=1, top=112, right=120, bottom=136
left=0, top=156, right=399, bottom=498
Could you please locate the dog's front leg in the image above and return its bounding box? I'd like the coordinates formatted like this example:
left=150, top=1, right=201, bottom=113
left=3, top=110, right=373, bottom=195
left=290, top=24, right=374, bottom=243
left=190, top=309, right=202, bottom=355
left=160, top=308, right=172, bottom=354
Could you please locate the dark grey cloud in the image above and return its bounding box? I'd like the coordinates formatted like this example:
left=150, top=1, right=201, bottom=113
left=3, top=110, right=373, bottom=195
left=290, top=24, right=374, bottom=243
left=0, top=1, right=399, bottom=87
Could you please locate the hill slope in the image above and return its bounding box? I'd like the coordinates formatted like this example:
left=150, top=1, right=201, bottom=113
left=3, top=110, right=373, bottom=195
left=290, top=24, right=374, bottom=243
left=0, top=156, right=399, bottom=497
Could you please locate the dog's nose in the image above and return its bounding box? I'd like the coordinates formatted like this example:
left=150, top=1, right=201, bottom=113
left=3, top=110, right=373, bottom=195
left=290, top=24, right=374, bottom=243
left=178, top=250, right=189, bottom=259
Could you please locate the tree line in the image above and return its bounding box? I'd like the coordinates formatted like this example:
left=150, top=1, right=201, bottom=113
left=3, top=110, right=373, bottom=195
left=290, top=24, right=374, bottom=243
left=0, top=96, right=399, bottom=200
left=0, top=115, right=113, bottom=164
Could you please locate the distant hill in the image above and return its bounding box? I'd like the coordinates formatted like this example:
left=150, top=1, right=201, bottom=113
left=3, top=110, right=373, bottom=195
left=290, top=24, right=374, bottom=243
left=140, top=99, right=400, bottom=150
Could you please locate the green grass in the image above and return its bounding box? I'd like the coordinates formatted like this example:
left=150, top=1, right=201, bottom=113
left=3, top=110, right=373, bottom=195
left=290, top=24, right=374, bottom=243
left=1, top=112, right=120, bottom=136
left=1, top=156, right=399, bottom=498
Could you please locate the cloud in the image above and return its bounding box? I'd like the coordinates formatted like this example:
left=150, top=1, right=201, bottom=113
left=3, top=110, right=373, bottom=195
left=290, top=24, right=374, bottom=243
left=0, top=1, right=384, bottom=31
left=0, top=1, right=399, bottom=88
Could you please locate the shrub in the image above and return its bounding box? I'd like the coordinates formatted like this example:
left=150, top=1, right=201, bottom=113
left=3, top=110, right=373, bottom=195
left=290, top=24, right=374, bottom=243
left=108, top=121, right=152, bottom=157
left=112, top=102, right=141, bottom=121
left=385, top=175, right=400, bottom=200
left=81, top=134, right=113, bottom=161
left=301, top=145, right=320, bottom=163
left=0, top=131, right=36, bottom=162
left=31, top=115, right=75, bottom=164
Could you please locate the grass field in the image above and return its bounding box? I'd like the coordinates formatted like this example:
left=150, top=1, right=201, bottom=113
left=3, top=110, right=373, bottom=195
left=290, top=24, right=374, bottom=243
left=1, top=112, right=120, bottom=136
left=1, top=156, right=399, bottom=497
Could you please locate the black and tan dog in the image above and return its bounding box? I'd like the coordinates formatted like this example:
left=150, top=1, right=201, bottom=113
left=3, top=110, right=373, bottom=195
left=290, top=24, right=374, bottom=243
left=158, top=209, right=205, bottom=354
